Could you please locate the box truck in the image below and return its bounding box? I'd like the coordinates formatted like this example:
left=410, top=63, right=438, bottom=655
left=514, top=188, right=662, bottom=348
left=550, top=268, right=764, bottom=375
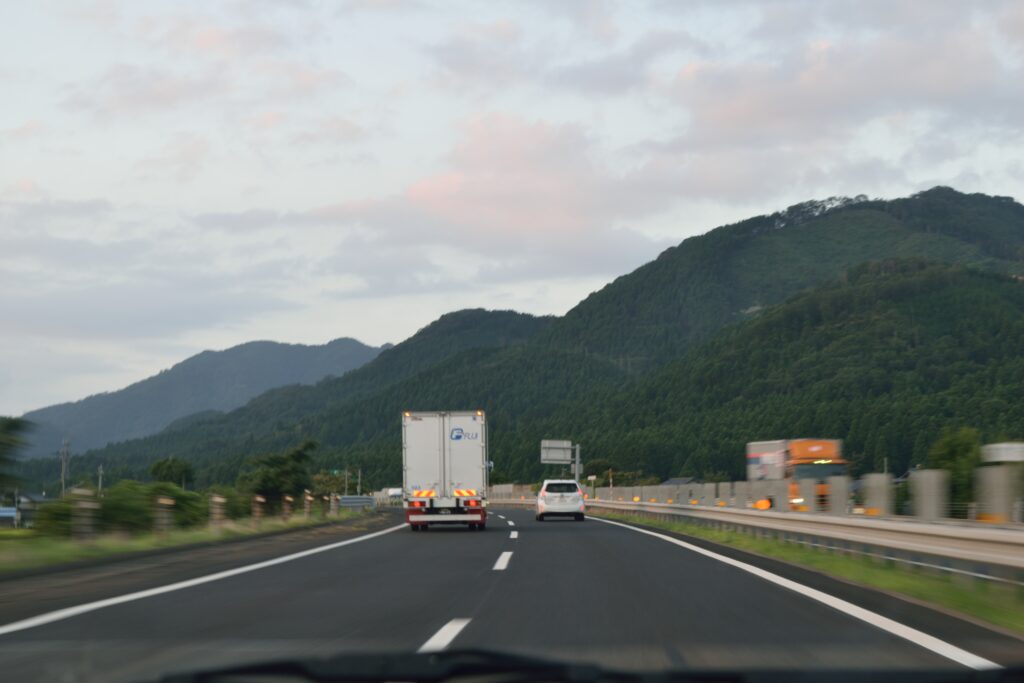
left=747, top=439, right=847, bottom=511
left=402, top=410, right=489, bottom=531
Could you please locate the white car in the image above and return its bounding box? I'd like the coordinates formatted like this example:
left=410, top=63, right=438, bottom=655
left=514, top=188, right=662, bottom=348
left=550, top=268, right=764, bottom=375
left=536, top=479, right=585, bottom=521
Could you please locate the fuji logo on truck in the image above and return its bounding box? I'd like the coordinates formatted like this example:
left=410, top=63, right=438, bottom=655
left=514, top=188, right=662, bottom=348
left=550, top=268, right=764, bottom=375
left=450, top=428, right=479, bottom=441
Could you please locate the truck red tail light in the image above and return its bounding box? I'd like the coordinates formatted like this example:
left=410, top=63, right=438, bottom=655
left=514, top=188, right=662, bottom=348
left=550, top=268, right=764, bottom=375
left=464, top=499, right=480, bottom=507
left=409, top=500, right=425, bottom=508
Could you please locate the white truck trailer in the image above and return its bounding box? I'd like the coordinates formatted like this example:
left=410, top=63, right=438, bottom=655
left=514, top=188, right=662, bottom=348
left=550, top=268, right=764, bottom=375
left=402, top=410, right=489, bottom=531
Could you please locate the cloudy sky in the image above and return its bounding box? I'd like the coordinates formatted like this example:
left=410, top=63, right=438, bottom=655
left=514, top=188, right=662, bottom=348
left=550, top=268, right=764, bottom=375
left=2, top=0, right=1023, bottom=415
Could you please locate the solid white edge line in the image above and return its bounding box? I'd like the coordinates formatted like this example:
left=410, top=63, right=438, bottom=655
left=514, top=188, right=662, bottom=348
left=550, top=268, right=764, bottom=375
left=493, top=551, right=513, bottom=571
left=510, top=531, right=519, bottom=539
left=0, top=523, right=407, bottom=638
left=592, top=517, right=999, bottom=670
left=418, top=618, right=472, bottom=653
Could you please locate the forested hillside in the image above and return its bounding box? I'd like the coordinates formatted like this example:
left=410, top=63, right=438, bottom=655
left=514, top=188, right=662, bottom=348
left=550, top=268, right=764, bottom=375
left=545, top=260, right=1024, bottom=482
left=14, top=188, right=1024, bottom=493
left=21, top=337, right=384, bottom=458
left=540, top=187, right=1024, bottom=371
left=15, top=309, right=560, bottom=488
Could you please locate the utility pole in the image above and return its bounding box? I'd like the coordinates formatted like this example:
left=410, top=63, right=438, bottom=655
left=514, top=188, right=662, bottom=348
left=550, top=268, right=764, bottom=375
left=344, top=468, right=350, bottom=496
left=574, top=444, right=581, bottom=483
left=59, top=439, right=70, bottom=497
left=357, top=468, right=362, bottom=495
left=98, top=465, right=103, bottom=496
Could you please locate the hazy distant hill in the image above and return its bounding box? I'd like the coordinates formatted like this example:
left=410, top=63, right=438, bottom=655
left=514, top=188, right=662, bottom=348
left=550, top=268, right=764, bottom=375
left=23, top=309, right=558, bottom=484
left=21, top=338, right=384, bottom=457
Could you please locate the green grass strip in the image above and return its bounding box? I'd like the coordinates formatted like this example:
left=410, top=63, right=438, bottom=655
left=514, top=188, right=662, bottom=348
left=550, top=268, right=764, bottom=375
left=0, top=510, right=369, bottom=574
left=592, top=510, right=1024, bottom=636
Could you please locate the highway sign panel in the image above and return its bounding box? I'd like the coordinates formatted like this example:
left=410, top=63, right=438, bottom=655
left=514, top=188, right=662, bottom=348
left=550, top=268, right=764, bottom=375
left=541, top=439, right=573, bottom=464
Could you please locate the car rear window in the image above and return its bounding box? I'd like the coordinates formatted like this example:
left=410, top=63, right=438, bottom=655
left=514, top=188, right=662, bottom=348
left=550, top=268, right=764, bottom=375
left=544, top=483, right=580, bottom=493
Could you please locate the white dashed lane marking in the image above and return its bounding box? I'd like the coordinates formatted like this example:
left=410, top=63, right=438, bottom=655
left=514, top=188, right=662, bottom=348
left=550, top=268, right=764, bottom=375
left=418, top=618, right=472, bottom=653
left=493, top=551, right=513, bottom=571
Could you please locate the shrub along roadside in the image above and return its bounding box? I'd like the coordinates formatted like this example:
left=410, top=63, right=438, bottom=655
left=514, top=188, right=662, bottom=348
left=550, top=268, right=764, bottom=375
left=589, top=510, right=1024, bottom=636
left=0, top=508, right=368, bottom=574
left=34, top=481, right=247, bottom=537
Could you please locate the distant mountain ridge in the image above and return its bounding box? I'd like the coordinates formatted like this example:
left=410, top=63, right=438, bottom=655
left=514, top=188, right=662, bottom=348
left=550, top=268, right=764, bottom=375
left=21, top=337, right=384, bottom=457
left=539, top=186, right=1024, bottom=370
left=15, top=187, right=1024, bottom=491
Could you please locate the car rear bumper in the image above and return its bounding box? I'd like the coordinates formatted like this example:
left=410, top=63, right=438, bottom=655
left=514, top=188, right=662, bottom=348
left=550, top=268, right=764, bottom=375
left=537, top=504, right=586, bottom=514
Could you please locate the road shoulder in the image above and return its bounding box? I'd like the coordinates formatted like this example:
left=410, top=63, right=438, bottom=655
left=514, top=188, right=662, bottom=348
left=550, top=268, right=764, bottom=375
left=0, top=509, right=402, bottom=625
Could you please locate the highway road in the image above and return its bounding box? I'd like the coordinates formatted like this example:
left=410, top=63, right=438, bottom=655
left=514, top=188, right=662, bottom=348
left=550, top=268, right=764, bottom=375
left=0, top=508, right=1020, bottom=682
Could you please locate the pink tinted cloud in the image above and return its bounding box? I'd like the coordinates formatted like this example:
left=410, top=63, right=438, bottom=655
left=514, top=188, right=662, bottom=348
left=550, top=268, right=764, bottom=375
left=290, top=116, right=365, bottom=145
left=247, top=110, right=287, bottom=131
left=254, top=58, right=348, bottom=98
left=64, top=64, right=226, bottom=113
left=402, top=114, right=608, bottom=237
left=136, top=133, right=211, bottom=183
left=137, top=13, right=290, bottom=59
left=672, top=28, right=1018, bottom=150
left=2, top=120, right=44, bottom=140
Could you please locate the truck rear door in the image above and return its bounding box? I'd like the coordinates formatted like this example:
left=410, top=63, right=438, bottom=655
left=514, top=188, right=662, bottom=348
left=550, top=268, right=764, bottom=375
left=403, top=414, right=443, bottom=495
left=444, top=412, right=486, bottom=496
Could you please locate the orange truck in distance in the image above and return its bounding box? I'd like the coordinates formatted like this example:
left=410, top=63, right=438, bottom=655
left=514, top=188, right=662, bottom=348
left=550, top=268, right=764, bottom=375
left=746, top=439, right=848, bottom=511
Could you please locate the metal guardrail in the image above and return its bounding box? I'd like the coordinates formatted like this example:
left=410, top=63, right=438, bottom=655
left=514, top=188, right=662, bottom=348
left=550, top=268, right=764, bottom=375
left=491, top=497, right=1024, bottom=586
left=339, top=496, right=375, bottom=509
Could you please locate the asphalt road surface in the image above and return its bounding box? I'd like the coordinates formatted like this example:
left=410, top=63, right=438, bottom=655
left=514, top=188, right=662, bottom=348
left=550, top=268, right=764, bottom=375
left=0, top=507, right=1020, bottom=682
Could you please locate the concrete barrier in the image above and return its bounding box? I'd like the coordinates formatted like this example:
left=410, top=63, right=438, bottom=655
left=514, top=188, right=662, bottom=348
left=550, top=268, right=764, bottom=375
left=827, top=476, right=850, bottom=515
left=910, top=469, right=948, bottom=521
left=798, top=478, right=818, bottom=513
left=863, top=473, right=893, bottom=517
left=976, top=465, right=1019, bottom=523
left=733, top=481, right=749, bottom=508
left=718, top=482, right=733, bottom=507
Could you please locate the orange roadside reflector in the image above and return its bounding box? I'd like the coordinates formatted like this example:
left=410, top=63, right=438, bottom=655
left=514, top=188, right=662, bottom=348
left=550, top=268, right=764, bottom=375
left=754, top=499, right=771, bottom=510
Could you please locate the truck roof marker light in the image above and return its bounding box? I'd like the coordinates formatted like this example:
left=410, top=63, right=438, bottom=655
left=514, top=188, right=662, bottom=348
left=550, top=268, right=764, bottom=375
left=476, top=410, right=483, bottom=416
left=404, top=411, right=411, bottom=417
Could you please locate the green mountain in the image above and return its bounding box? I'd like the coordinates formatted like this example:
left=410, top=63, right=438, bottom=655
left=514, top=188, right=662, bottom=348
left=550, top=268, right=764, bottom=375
left=14, top=309, right=559, bottom=488
left=528, top=260, right=1024, bottom=482
left=17, top=187, right=1024, bottom=491
left=540, top=187, right=1024, bottom=371
left=21, top=337, right=384, bottom=458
